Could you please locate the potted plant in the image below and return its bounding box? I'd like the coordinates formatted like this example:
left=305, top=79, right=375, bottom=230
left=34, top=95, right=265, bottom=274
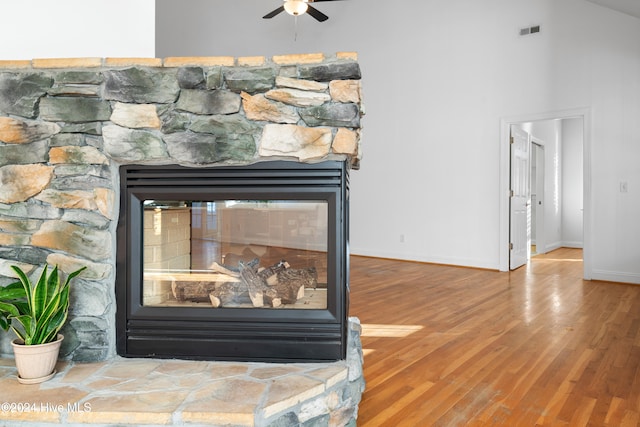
left=0, top=264, right=85, bottom=384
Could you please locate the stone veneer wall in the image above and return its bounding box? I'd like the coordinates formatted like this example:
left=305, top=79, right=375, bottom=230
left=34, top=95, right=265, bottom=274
left=0, top=53, right=363, bottom=362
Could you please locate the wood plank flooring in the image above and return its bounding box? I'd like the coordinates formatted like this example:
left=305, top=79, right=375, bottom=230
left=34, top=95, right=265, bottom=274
left=349, top=248, right=640, bottom=426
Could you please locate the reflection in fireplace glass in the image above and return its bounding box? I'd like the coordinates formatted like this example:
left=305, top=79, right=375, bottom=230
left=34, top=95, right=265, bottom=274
left=142, top=200, right=328, bottom=309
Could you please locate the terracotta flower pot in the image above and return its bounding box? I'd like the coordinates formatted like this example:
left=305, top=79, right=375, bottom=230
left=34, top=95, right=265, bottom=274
left=11, top=334, right=63, bottom=384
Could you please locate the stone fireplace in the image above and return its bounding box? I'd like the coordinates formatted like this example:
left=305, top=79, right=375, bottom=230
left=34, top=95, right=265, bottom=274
left=0, top=53, right=363, bottom=364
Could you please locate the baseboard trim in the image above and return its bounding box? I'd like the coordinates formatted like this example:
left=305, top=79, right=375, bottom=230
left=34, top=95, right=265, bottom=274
left=561, top=241, right=584, bottom=248
left=349, top=248, right=499, bottom=271
left=591, top=269, right=640, bottom=285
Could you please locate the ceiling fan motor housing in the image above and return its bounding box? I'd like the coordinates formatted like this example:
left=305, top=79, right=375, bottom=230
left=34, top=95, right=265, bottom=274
left=284, top=1, right=309, bottom=16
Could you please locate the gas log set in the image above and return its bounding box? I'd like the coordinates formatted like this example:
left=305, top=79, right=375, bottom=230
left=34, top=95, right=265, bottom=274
left=171, top=259, right=318, bottom=308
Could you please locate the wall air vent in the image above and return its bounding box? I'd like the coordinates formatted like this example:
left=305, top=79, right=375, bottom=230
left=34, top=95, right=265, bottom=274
left=520, top=25, right=541, bottom=36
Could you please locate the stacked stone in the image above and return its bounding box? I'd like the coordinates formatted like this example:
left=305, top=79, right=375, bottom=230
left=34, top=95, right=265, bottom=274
left=0, top=68, right=114, bottom=361
left=0, top=53, right=364, bottom=361
left=264, top=318, right=365, bottom=427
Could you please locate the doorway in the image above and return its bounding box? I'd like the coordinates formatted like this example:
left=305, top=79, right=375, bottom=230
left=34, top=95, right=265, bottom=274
left=499, top=108, right=591, bottom=279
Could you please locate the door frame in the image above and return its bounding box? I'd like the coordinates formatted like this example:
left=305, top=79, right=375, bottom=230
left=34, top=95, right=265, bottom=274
left=499, top=107, right=592, bottom=279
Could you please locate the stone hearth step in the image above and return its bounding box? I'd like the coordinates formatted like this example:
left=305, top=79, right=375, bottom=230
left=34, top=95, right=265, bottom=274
left=0, top=353, right=361, bottom=426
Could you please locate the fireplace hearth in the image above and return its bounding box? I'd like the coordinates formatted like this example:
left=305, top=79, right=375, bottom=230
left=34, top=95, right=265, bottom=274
left=117, top=160, right=350, bottom=361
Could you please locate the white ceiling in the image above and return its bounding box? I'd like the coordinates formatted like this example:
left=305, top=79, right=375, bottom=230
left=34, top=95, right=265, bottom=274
left=584, top=0, right=640, bottom=19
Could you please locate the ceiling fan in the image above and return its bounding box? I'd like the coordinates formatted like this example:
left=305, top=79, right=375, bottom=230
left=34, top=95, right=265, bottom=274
left=263, top=0, right=342, bottom=23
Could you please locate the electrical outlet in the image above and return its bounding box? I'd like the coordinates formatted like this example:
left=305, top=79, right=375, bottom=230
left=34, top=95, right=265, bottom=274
left=400, top=234, right=405, bottom=243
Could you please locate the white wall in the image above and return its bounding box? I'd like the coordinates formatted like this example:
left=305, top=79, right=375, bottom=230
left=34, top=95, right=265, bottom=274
left=155, top=0, right=640, bottom=283
left=0, top=0, right=155, bottom=59
left=562, top=118, right=584, bottom=247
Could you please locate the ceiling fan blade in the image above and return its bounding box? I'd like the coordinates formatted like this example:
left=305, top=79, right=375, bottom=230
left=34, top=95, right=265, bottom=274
left=263, top=5, right=285, bottom=19
left=306, top=5, right=329, bottom=22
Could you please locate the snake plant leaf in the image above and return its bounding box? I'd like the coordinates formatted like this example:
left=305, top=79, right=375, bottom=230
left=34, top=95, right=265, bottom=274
left=10, top=266, right=35, bottom=316
left=32, top=265, right=50, bottom=320
left=46, top=265, right=60, bottom=306
left=65, top=266, right=86, bottom=283
left=12, top=301, right=29, bottom=315
left=11, top=314, right=31, bottom=343
left=0, top=302, right=19, bottom=332
left=0, top=282, right=26, bottom=332
left=0, top=301, right=19, bottom=318
left=0, top=282, right=27, bottom=300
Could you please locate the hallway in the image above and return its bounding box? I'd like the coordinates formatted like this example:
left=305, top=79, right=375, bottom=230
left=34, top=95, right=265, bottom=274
left=350, top=248, right=640, bottom=426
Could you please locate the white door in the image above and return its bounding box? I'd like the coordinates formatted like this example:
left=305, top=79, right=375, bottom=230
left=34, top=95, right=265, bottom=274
left=510, top=126, right=531, bottom=270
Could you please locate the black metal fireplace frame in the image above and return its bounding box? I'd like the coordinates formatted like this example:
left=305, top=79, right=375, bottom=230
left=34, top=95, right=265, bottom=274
left=116, top=160, right=349, bottom=362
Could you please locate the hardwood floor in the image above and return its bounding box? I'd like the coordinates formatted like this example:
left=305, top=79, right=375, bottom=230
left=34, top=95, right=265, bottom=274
left=349, top=248, right=640, bottom=426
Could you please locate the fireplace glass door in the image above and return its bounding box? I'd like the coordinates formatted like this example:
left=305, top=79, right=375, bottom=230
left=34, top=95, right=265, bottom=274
left=142, top=199, right=328, bottom=309
left=117, top=161, right=349, bottom=361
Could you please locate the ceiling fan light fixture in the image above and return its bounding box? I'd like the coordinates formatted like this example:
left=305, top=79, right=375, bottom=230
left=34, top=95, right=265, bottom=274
left=284, top=0, right=309, bottom=16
